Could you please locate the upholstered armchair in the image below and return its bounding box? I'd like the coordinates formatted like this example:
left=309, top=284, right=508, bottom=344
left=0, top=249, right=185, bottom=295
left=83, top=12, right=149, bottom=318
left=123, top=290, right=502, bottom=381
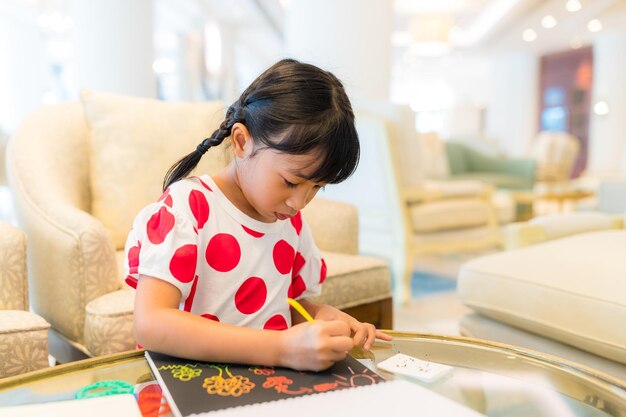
left=7, top=91, right=392, bottom=362
left=529, top=131, right=580, bottom=182
left=332, top=103, right=516, bottom=303
left=0, top=221, right=50, bottom=378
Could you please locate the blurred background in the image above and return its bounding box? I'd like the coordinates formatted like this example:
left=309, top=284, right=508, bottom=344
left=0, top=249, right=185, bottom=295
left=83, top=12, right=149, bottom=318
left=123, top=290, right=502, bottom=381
left=1, top=0, right=625, bottom=168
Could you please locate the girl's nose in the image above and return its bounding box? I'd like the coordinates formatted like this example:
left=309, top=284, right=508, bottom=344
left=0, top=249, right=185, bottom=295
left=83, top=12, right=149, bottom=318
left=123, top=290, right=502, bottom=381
left=286, top=190, right=308, bottom=212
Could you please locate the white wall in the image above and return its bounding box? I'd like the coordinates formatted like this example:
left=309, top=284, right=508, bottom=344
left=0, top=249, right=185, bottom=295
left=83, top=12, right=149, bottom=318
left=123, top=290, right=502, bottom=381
left=71, top=0, right=155, bottom=97
left=0, top=5, right=46, bottom=132
left=485, top=51, right=539, bottom=157
left=588, top=32, right=626, bottom=175
left=284, top=0, right=392, bottom=102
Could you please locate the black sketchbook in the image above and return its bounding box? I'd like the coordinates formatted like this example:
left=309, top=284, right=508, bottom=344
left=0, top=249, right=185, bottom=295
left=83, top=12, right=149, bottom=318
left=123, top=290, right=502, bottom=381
left=145, top=350, right=384, bottom=417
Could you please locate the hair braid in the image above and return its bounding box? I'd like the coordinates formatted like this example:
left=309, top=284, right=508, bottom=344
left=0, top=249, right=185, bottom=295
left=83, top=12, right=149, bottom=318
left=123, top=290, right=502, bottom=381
left=162, top=103, right=245, bottom=191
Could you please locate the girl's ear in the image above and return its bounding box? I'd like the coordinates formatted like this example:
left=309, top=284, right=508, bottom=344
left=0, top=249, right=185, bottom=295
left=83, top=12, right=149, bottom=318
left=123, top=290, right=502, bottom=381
left=230, top=122, right=254, bottom=158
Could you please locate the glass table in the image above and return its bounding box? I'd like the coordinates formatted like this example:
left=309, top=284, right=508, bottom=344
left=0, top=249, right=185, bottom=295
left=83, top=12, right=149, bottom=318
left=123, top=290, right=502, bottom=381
left=1, top=331, right=625, bottom=416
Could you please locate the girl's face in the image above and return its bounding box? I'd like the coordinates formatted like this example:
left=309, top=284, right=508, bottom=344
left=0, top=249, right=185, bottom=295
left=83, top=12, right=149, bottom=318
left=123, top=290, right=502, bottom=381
left=236, top=147, right=325, bottom=223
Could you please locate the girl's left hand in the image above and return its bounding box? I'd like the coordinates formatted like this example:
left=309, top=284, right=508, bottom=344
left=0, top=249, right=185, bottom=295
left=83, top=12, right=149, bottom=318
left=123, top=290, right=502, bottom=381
left=313, top=305, right=393, bottom=350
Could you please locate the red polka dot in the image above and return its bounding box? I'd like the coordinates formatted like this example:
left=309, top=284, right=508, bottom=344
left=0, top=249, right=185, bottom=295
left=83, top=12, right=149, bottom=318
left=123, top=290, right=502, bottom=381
left=242, top=225, right=264, bottom=238
left=169, top=244, right=197, bottom=283
left=128, top=241, right=141, bottom=274
left=146, top=206, right=176, bottom=244
left=234, top=277, right=267, bottom=314
left=320, top=258, right=327, bottom=284
left=125, top=276, right=138, bottom=289
left=273, top=240, right=295, bottom=275
left=189, top=189, right=210, bottom=229
left=183, top=275, right=199, bottom=312
left=290, top=212, right=303, bottom=235
left=206, top=234, right=241, bottom=272
left=157, top=188, right=170, bottom=202
left=292, top=252, right=306, bottom=278
left=164, top=194, right=173, bottom=207
left=289, top=275, right=307, bottom=299
left=197, top=177, right=213, bottom=192
left=202, top=313, right=220, bottom=322
left=264, top=314, right=288, bottom=330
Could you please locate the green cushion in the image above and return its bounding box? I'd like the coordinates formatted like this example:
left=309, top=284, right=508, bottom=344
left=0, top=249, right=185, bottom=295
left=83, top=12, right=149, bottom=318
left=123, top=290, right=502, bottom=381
left=450, top=173, right=532, bottom=190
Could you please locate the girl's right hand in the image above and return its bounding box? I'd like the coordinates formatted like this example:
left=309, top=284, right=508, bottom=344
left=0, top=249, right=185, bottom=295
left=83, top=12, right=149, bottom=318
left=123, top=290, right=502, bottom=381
left=279, top=320, right=353, bottom=371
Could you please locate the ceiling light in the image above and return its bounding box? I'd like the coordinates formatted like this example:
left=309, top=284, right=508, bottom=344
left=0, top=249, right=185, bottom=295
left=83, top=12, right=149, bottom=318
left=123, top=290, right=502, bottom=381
left=570, top=37, right=583, bottom=49
left=541, top=15, right=557, bottom=29
left=522, top=29, right=537, bottom=42
left=594, top=101, right=609, bottom=116
left=566, top=0, right=582, bottom=12
left=587, top=19, right=603, bottom=33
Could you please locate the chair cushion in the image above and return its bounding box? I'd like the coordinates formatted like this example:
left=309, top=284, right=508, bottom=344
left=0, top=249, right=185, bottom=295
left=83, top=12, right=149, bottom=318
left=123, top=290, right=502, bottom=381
left=80, top=90, right=230, bottom=249
left=0, top=310, right=50, bottom=377
left=458, top=230, right=626, bottom=364
left=310, top=251, right=392, bottom=309
left=84, top=289, right=135, bottom=356
left=409, top=198, right=491, bottom=232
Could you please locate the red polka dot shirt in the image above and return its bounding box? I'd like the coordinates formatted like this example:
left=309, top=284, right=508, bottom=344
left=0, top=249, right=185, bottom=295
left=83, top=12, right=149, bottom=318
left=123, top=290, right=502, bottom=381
left=124, top=175, right=327, bottom=330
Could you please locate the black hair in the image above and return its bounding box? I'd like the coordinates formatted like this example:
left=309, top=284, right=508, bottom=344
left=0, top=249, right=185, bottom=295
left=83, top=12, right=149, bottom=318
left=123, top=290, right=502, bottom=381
left=162, top=58, right=360, bottom=191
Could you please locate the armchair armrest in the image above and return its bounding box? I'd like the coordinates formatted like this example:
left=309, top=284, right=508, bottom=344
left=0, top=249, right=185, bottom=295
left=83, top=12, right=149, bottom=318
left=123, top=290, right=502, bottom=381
left=0, top=222, right=28, bottom=310
left=402, top=180, right=493, bottom=203
left=6, top=104, right=120, bottom=344
left=301, top=198, right=359, bottom=255
left=504, top=212, right=624, bottom=249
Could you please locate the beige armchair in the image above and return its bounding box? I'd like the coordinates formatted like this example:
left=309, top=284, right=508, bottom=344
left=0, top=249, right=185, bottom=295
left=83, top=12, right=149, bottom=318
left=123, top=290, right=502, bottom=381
left=0, top=221, right=50, bottom=378
left=7, top=91, right=392, bottom=362
left=344, top=104, right=514, bottom=303
left=530, top=131, right=580, bottom=182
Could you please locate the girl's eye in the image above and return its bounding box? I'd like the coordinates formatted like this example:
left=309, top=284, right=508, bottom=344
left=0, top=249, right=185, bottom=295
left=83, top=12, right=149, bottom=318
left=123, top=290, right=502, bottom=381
left=284, top=180, right=297, bottom=188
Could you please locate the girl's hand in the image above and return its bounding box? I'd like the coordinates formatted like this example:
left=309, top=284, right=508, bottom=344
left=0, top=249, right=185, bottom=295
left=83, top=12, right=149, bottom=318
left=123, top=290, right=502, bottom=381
left=311, top=304, right=393, bottom=350
left=279, top=320, right=353, bottom=371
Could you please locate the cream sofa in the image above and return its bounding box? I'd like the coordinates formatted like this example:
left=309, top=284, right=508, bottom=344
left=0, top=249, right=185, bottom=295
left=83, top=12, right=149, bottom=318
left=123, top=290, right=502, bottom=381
left=7, top=91, right=392, bottom=362
left=0, top=222, right=50, bottom=378
left=458, top=209, right=626, bottom=380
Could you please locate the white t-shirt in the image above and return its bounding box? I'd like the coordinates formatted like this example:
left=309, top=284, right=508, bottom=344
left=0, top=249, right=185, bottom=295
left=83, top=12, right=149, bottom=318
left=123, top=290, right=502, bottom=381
left=124, top=175, right=326, bottom=330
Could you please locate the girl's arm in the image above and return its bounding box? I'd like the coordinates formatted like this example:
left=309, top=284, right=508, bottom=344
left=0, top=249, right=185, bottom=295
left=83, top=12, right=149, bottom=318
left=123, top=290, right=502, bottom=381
left=292, top=299, right=393, bottom=350
left=134, top=275, right=354, bottom=371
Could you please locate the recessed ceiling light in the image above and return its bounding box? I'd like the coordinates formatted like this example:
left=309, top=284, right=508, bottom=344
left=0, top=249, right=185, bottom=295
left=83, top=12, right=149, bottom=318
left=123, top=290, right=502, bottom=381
left=570, top=37, right=583, bottom=49
left=566, top=0, right=582, bottom=12
left=594, top=101, right=609, bottom=116
left=522, top=28, right=537, bottom=42
left=588, top=19, right=603, bottom=32
left=541, top=15, right=557, bottom=29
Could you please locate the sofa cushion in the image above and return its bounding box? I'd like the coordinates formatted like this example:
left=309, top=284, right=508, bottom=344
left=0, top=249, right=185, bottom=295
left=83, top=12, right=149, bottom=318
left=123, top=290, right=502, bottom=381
left=0, top=310, right=50, bottom=377
left=310, top=252, right=392, bottom=309
left=458, top=230, right=626, bottom=364
left=80, top=90, right=230, bottom=249
left=85, top=289, right=135, bottom=356
left=409, top=198, right=491, bottom=232
left=451, top=173, right=531, bottom=190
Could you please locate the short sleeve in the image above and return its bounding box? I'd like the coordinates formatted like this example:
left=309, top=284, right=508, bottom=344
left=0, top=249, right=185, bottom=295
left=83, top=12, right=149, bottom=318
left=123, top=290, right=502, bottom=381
left=289, top=216, right=324, bottom=300
left=124, top=202, right=199, bottom=301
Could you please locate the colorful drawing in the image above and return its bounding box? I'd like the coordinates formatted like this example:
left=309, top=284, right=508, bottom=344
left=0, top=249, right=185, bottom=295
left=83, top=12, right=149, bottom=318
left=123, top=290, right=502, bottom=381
left=202, top=365, right=255, bottom=397
left=146, top=351, right=384, bottom=416
left=262, top=375, right=313, bottom=394
left=158, top=364, right=202, bottom=382
left=248, top=366, right=275, bottom=376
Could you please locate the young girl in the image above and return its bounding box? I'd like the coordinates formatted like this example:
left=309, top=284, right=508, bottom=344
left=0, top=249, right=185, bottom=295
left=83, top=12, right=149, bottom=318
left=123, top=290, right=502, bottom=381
left=125, top=59, right=391, bottom=372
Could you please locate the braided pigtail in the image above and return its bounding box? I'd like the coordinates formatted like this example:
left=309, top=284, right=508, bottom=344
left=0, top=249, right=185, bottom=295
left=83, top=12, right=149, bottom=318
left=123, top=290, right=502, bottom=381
left=162, top=104, right=244, bottom=191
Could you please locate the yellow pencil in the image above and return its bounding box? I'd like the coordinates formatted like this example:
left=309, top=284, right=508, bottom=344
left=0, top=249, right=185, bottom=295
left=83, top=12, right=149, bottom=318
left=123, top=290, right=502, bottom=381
left=287, top=298, right=315, bottom=323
